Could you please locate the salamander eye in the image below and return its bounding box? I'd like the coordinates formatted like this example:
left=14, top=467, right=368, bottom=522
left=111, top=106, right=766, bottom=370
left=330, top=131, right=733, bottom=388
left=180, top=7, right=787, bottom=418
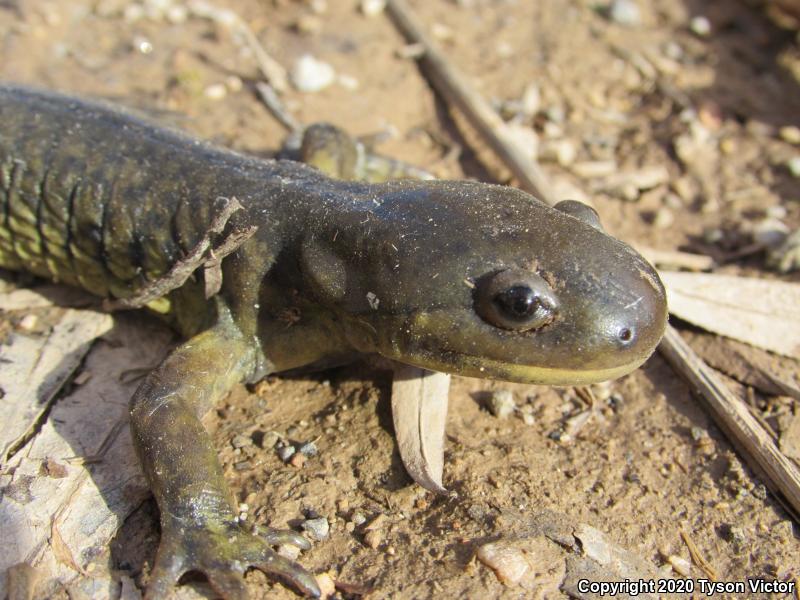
left=475, top=269, right=559, bottom=331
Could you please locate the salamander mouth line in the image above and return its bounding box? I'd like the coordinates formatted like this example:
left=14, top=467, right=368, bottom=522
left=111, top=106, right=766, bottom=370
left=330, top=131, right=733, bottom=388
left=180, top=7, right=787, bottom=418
left=393, top=351, right=649, bottom=386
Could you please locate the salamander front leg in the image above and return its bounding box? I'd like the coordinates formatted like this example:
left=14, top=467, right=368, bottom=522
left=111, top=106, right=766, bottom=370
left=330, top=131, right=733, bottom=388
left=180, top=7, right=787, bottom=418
left=129, top=320, right=321, bottom=599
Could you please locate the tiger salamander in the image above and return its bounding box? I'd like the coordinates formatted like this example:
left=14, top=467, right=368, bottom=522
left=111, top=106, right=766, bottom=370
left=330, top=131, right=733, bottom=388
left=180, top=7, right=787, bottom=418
left=0, top=86, right=667, bottom=598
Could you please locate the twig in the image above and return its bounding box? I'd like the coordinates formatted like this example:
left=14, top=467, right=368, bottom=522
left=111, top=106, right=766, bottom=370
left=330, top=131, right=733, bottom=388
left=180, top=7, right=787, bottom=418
left=679, top=529, right=717, bottom=581
left=638, top=247, right=715, bottom=271
left=661, top=325, right=800, bottom=520
left=187, top=1, right=288, bottom=92
left=385, top=0, right=556, bottom=204
left=256, top=81, right=302, bottom=133
left=103, top=197, right=256, bottom=311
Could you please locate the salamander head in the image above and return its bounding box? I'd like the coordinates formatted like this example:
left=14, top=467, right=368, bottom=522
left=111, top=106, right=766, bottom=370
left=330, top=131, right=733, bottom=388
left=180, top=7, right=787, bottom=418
left=302, top=181, right=667, bottom=385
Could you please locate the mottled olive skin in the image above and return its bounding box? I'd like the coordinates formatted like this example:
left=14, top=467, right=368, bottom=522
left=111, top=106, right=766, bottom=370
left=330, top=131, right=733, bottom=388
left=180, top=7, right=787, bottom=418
left=0, top=85, right=667, bottom=598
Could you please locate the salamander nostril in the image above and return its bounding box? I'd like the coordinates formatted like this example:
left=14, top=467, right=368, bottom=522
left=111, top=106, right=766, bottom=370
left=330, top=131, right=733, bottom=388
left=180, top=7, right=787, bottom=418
left=618, top=327, right=634, bottom=344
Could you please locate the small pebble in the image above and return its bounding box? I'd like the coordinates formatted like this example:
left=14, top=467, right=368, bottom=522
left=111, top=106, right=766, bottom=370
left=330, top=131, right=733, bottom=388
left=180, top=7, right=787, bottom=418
left=18, top=314, right=38, bottom=331
left=476, top=541, right=529, bottom=584
left=133, top=36, right=153, bottom=54
left=766, top=204, right=788, bottom=219
left=522, top=413, right=535, bottom=426
left=123, top=4, right=144, bottom=22
left=544, top=105, right=565, bottom=124
left=652, top=207, right=674, bottom=229
left=315, top=572, right=336, bottom=599
left=309, top=0, right=327, bottom=13
left=302, top=517, right=330, bottom=541
left=431, top=22, right=454, bottom=42
left=364, top=514, right=387, bottom=531
left=663, top=41, right=684, bottom=61
left=520, top=83, right=540, bottom=117
left=338, top=74, right=359, bottom=91
left=608, top=0, right=641, bottom=26
left=495, top=41, right=514, bottom=58
left=689, top=15, right=711, bottom=37
left=360, top=0, right=386, bottom=16
left=667, top=555, right=691, bottom=577
left=540, top=139, right=577, bottom=166
left=234, top=460, right=253, bottom=471
left=351, top=512, right=367, bottom=526
left=231, top=434, right=252, bottom=449
left=779, top=125, right=800, bottom=145
left=289, top=453, right=307, bottom=468
left=291, top=55, right=336, bottom=93
left=720, top=523, right=747, bottom=545
left=487, top=390, right=516, bottom=419
left=337, top=498, right=350, bottom=514
left=363, top=529, right=382, bottom=549
left=277, top=445, right=296, bottom=462
left=572, top=160, right=618, bottom=179
left=787, top=156, right=800, bottom=178
left=294, top=14, right=323, bottom=34
left=277, top=544, right=301, bottom=560
left=165, top=4, right=187, bottom=24
left=753, top=218, right=789, bottom=247
left=299, top=441, right=318, bottom=457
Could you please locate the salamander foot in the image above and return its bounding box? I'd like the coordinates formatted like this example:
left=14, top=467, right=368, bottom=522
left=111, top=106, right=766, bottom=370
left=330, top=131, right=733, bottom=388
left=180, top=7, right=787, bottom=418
left=145, top=517, right=321, bottom=599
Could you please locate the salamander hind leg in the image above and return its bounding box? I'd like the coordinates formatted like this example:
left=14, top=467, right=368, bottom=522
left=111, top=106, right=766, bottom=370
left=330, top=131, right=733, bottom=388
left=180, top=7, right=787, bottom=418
left=129, top=315, right=321, bottom=599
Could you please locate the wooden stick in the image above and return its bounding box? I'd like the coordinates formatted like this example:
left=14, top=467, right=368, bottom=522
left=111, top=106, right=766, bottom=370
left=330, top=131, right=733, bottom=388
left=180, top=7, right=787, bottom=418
left=385, top=0, right=557, bottom=204
left=638, top=247, right=715, bottom=272
left=660, top=325, right=800, bottom=519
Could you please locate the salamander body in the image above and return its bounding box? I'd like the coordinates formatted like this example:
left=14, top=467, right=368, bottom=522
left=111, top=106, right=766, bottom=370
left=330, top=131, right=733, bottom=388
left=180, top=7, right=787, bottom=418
left=0, top=85, right=667, bottom=598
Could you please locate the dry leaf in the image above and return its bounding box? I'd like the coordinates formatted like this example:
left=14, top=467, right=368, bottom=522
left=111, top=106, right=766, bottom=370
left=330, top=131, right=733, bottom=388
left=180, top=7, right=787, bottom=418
left=391, top=365, right=451, bottom=494
left=660, top=272, right=800, bottom=359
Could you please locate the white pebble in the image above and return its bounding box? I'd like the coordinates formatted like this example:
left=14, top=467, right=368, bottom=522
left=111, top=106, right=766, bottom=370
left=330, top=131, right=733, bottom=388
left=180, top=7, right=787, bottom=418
left=204, top=83, right=227, bottom=100
left=123, top=4, right=145, bottom=22
left=779, top=126, right=800, bottom=145
left=338, top=74, right=359, bottom=91
left=668, top=555, right=691, bottom=577
left=133, top=36, right=153, bottom=54
left=766, top=205, right=787, bottom=219
left=360, top=0, right=386, bottom=17
left=689, top=15, right=711, bottom=37
left=166, top=4, right=188, bottom=23
left=19, top=314, right=38, bottom=331
left=787, top=156, right=800, bottom=178
left=476, top=542, right=529, bottom=584
left=291, top=55, right=336, bottom=93
left=487, top=390, right=516, bottom=419
left=496, top=41, right=514, bottom=58
left=608, top=0, right=641, bottom=26
left=520, top=84, right=540, bottom=117
left=302, top=517, right=330, bottom=541
left=540, top=139, right=577, bottom=166
left=652, top=207, right=674, bottom=229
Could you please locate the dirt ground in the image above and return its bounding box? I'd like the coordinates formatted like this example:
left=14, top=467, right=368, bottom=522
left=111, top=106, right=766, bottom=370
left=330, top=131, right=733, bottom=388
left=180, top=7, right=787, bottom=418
left=1, top=0, right=799, bottom=598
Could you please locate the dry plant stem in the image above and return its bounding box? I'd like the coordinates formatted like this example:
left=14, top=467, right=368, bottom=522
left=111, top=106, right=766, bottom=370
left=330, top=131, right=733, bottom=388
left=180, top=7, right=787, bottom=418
left=661, top=325, right=800, bottom=521
left=256, top=81, right=301, bottom=133
left=639, top=247, right=715, bottom=271
left=385, top=0, right=557, bottom=205
left=679, top=529, right=718, bottom=581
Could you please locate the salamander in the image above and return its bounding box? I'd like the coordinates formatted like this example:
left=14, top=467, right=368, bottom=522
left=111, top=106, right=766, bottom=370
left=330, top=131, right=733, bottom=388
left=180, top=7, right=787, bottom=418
left=0, top=85, right=667, bottom=598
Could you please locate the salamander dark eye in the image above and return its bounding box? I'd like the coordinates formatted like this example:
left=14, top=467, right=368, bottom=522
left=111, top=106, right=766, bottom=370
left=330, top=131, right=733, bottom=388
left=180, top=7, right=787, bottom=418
left=475, top=269, right=559, bottom=331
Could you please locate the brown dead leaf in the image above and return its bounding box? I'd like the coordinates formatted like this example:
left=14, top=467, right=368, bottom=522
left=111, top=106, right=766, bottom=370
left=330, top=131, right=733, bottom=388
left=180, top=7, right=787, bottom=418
left=660, top=272, right=800, bottom=359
